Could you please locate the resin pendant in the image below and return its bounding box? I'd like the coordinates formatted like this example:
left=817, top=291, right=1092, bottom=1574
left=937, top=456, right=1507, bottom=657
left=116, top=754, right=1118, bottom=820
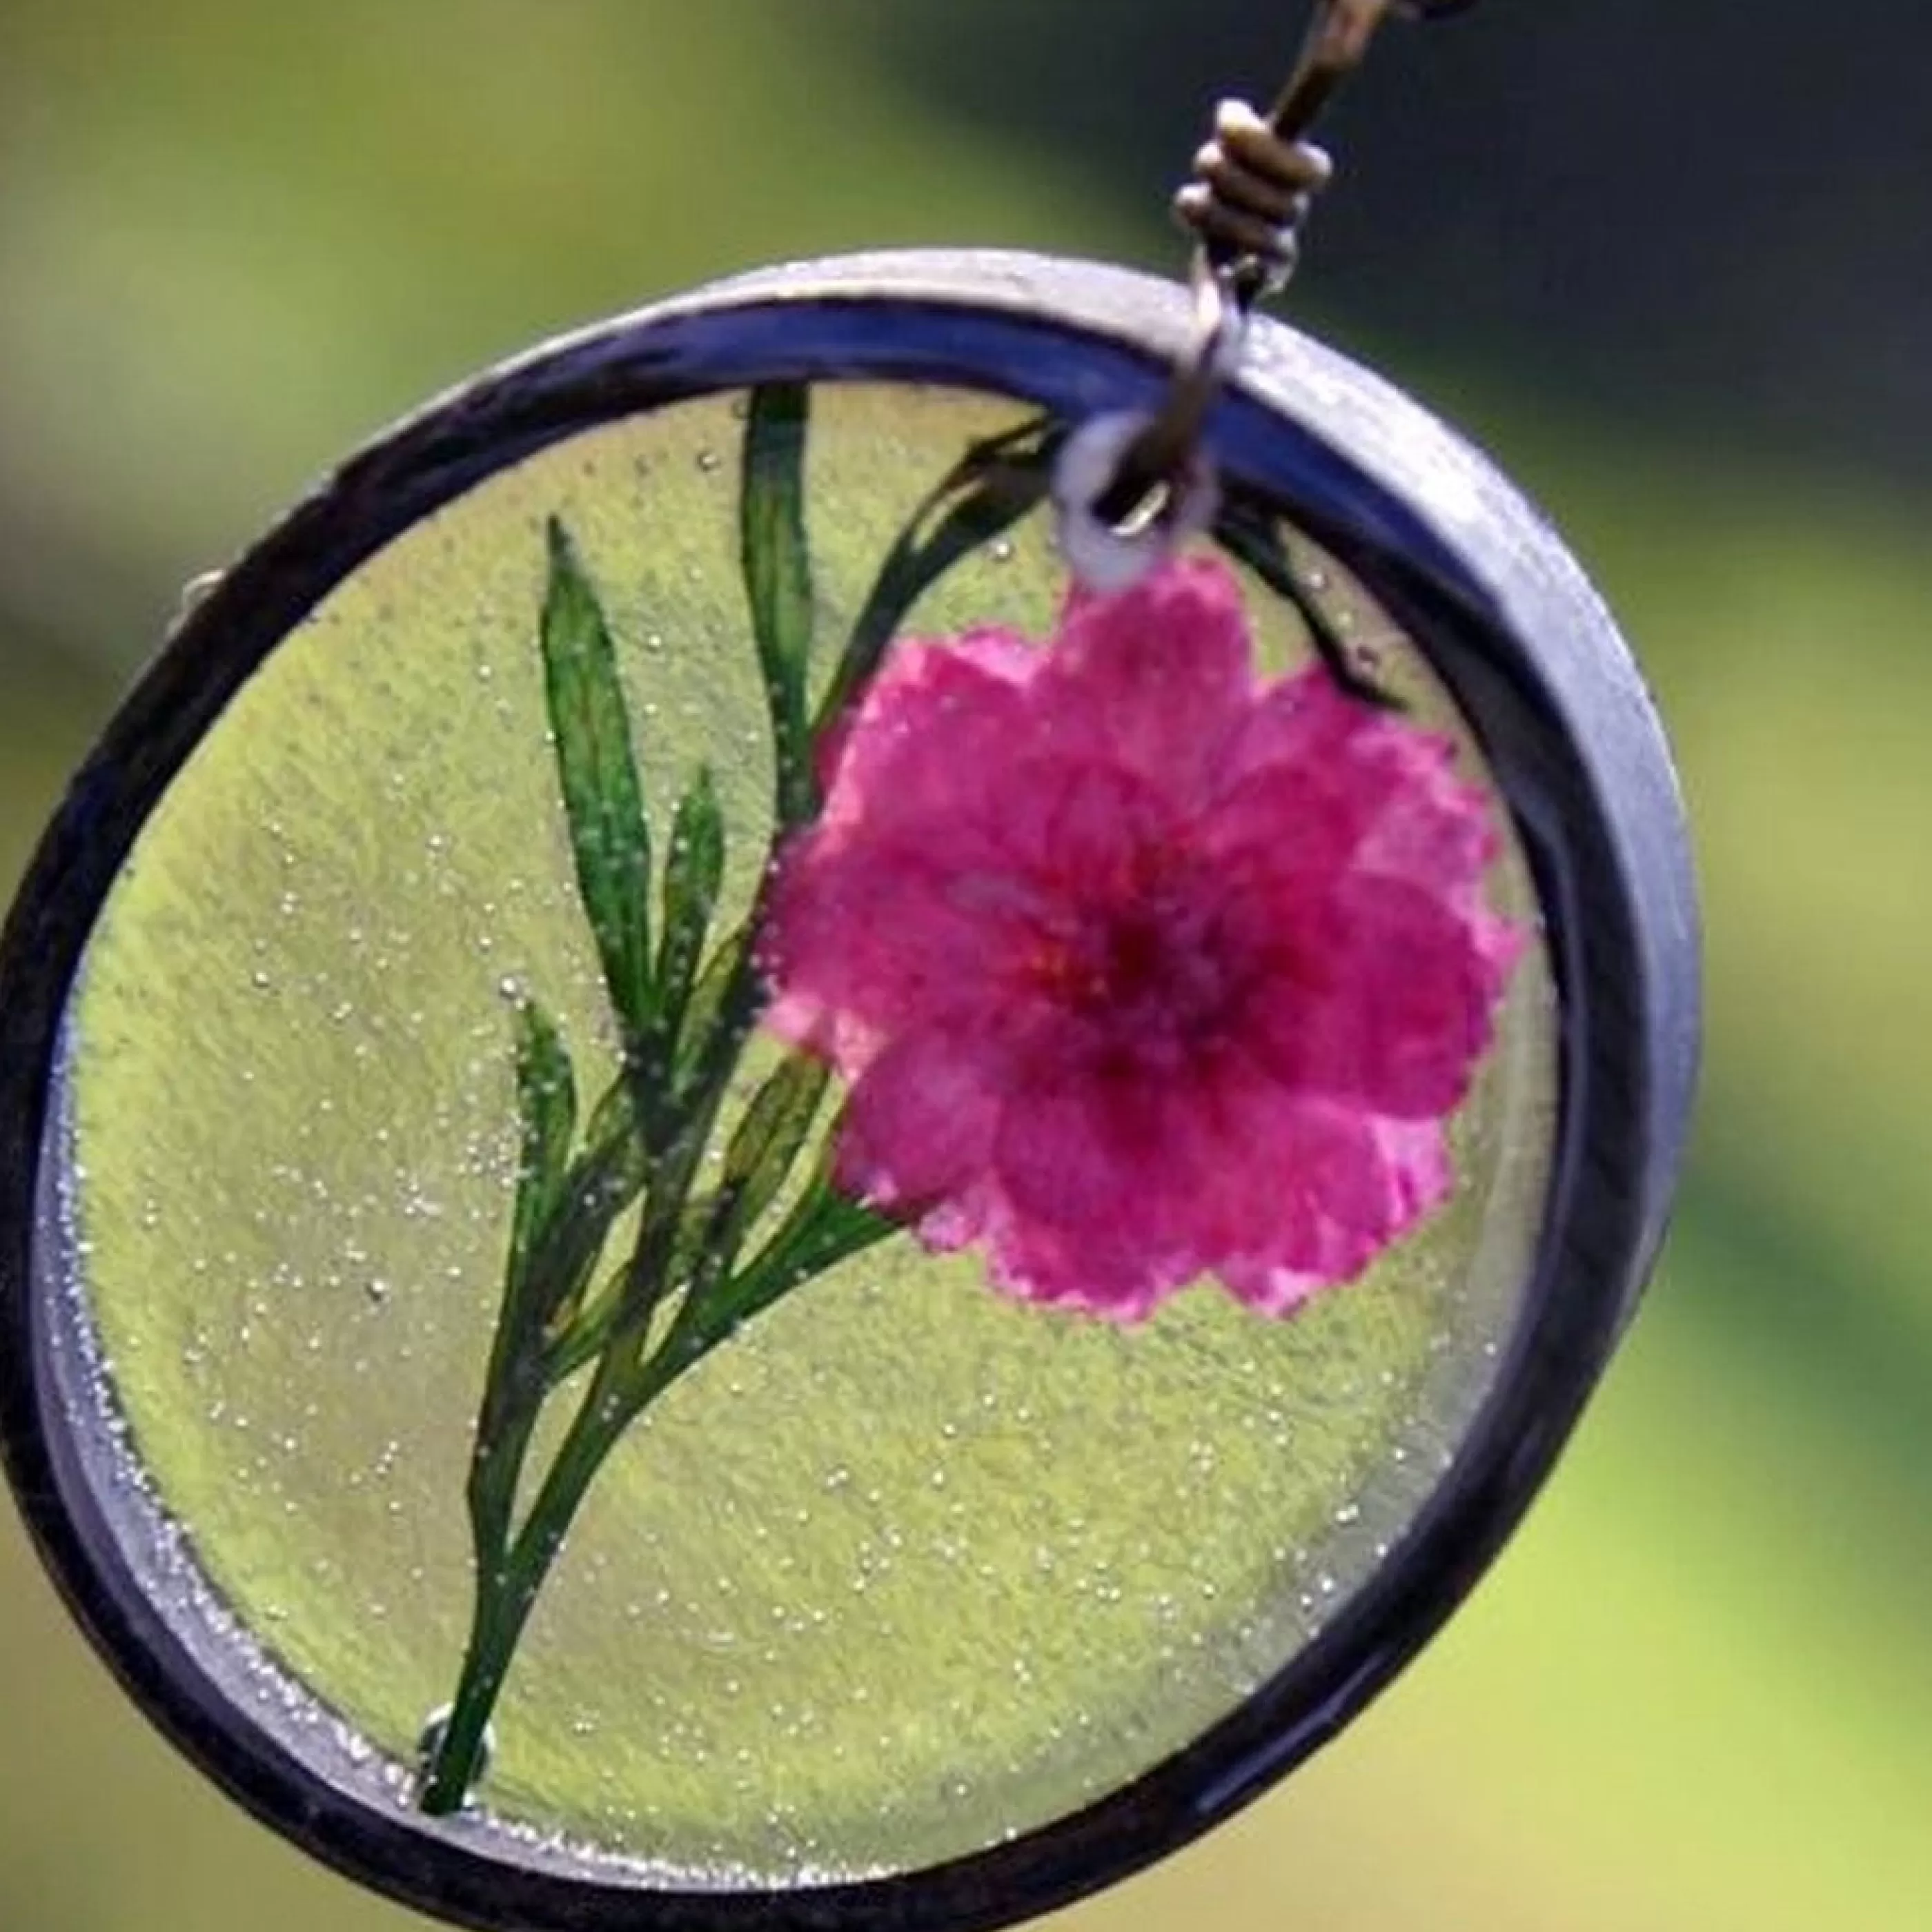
left=0, top=246, right=1695, bottom=1932
left=0, top=9, right=1697, bottom=1930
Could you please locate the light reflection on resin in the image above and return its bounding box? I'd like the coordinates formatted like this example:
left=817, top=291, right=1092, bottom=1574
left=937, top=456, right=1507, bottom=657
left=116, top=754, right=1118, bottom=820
left=55, top=382, right=1556, bottom=1880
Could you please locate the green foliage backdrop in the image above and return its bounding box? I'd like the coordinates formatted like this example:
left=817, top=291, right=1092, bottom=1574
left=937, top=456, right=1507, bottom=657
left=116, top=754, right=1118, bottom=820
left=1, top=3, right=1928, bottom=1927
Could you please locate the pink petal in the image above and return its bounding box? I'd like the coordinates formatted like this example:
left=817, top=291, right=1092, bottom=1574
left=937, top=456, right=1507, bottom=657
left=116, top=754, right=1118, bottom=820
left=1135, top=1060, right=1337, bottom=1281
left=997, top=757, right=1173, bottom=905
left=992, top=1080, right=1151, bottom=1245
left=1326, top=876, right=1518, bottom=1111
left=1220, top=661, right=1367, bottom=783
left=1216, top=1102, right=1453, bottom=1310
left=834, top=1025, right=1006, bottom=1215
left=1199, top=760, right=1368, bottom=897
left=1355, top=758, right=1506, bottom=908
left=756, top=548, right=1524, bottom=1327
left=1370, top=1117, right=1457, bottom=1225
left=1223, top=669, right=1466, bottom=836
left=1036, top=555, right=1255, bottom=805
left=983, top=1078, right=1196, bottom=1319
left=762, top=836, right=1018, bottom=1069
left=817, top=633, right=1038, bottom=858
left=1205, top=696, right=1470, bottom=893
left=1241, top=876, right=1512, bottom=1118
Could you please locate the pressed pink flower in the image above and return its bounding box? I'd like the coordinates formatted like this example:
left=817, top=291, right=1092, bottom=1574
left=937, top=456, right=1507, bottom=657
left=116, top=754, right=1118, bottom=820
left=762, top=555, right=1524, bottom=1321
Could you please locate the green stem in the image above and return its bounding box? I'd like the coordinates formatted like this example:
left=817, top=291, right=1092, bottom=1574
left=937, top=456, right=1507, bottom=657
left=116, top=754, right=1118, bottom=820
left=420, top=1348, right=640, bottom=1813
left=421, top=413, right=1051, bottom=1813
left=420, top=944, right=765, bottom=1813
left=424, top=1155, right=704, bottom=1815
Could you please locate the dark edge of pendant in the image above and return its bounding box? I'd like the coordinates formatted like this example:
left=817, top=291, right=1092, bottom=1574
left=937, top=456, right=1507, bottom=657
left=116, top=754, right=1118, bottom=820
left=0, top=249, right=1698, bottom=1932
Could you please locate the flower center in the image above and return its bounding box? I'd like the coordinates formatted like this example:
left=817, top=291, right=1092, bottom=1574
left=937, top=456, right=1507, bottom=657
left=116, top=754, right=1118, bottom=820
left=1026, top=878, right=1242, bottom=1072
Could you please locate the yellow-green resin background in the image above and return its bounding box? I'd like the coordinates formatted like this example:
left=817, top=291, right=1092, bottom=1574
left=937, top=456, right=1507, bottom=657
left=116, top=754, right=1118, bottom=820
left=60, top=384, right=1556, bottom=1879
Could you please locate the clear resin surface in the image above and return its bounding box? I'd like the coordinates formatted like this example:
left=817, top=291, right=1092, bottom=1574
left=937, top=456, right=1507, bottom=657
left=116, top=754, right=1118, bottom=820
left=53, top=382, right=1557, bottom=1879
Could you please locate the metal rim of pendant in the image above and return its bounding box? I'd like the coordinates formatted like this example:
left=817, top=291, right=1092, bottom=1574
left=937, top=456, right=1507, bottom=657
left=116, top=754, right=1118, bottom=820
left=0, top=249, right=1698, bottom=1932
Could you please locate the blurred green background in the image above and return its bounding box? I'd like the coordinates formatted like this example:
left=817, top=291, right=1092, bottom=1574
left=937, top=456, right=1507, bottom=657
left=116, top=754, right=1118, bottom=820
left=2, top=2, right=1928, bottom=1927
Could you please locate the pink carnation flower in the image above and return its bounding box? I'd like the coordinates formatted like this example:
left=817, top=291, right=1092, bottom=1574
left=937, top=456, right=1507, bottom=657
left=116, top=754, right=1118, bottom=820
left=762, top=555, right=1523, bottom=1321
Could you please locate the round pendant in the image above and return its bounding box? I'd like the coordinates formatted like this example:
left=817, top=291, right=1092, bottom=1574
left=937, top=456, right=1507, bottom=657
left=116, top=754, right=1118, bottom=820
left=0, top=250, right=1697, bottom=1931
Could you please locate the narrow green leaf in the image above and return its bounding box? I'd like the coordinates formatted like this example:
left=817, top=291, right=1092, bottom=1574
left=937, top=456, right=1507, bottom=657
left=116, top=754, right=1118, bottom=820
left=469, top=998, right=581, bottom=1568
left=542, top=1190, right=715, bottom=1380
left=542, top=1268, right=624, bottom=1383
left=671, top=919, right=753, bottom=1094
left=580, top=1070, right=640, bottom=1170
left=712, top=1053, right=829, bottom=1254
left=651, top=1055, right=831, bottom=1357
left=656, top=764, right=726, bottom=1052
left=933, top=411, right=1061, bottom=497
left=540, top=515, right=658, bottom=1045
left=740, top=384, right=816, bottom=822
left=1214, top=496, right=1400, bottom=710
left=815, top=424, right=1063, bottom=749
left=800, top=1192, right=897, bottom=1277
left=515, top=1073, right=648, bottom=1346
left=749, top=1181, right=897, bottom=1301
left=669, top=1175, right=896, bottom=1377
left=506, top=999, right=578, bottom=1288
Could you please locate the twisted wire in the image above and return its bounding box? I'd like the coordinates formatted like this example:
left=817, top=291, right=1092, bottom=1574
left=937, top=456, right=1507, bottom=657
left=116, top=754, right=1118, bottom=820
left=1088, top=0, right=1482, bottom=531
left=1174, top=101, right=1335, bottom=304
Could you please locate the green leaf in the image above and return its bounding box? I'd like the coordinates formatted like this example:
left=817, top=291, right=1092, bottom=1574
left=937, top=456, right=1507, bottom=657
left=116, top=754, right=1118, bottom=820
left=540, top=515, right=658, bottom=1045
left=741, top=384, right=816, bottom=823
left=542, top=1190, right=715, bottom=1380
left=515, top=1072, right=649, bottom=1346
left=1213, top=495, right=1400, bottom=710
left=467, top=998, right=586, bottom=1570
left=669, top=1174, right=896, bottom=1377
left=750, top=1181, right=897, bottom=1301
left=656, top=764, right=726, bottom=1052
left=815, top=420, right=1063, bottom=747
left=542, top=1268, right=624, bottom=1383
left=671, top=919, right=753, bottom=1094
left=506, top=998, right=578, bottom=1290
left=580, top=1069, right=640, bottom=1170
left=709, top=1053, right=829, bottom=1259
